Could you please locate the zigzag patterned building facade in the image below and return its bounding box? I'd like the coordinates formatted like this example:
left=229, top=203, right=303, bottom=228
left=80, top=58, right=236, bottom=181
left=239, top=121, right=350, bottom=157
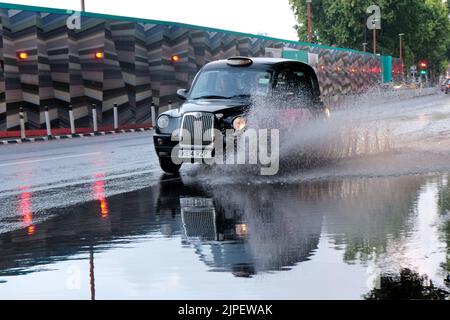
left=0, top=4, right=401, bottom=131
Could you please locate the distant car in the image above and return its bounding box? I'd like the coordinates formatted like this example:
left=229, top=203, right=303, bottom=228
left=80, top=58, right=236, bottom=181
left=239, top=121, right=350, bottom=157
left=153, top=57, right=328, bottom=174
left=441, top=79, right=450, bottom=93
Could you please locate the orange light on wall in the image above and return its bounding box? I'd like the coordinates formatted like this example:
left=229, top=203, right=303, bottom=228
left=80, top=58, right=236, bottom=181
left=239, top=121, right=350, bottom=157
left=18, top=52, right=28, bottom=60
left=95, top=51, right=104, bottom=60
left=171, top=54, right=180, bottom=62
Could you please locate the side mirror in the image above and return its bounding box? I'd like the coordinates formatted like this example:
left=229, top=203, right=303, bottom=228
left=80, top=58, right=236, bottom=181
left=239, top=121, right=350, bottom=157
left=177, top=89, right=188, bottom=100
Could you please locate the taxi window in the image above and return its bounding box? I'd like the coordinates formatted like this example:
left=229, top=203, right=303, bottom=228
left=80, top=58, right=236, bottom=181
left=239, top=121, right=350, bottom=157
left=273, top=68, right=313, bottom=102
left=254, top=72, right=271, bottom=96
left=190, top=69, right=272, bottom=99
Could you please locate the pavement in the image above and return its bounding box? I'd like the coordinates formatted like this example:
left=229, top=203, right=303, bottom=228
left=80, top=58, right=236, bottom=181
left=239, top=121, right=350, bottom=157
left=0, top=127, right=153, bottom=145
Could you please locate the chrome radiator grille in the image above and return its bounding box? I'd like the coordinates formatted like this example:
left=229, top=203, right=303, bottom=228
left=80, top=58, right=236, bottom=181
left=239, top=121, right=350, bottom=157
left=180, top=112, right=214, bottom=146
left=180, top=197, right=217, bottom=241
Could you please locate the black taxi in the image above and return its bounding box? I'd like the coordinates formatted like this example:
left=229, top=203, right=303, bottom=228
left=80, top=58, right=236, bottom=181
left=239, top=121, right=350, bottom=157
left=153, top=56, right=327, bottom=174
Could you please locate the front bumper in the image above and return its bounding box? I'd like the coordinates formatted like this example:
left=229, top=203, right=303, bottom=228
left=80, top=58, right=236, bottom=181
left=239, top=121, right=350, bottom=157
left=153, top=133, right=178, bottom=158
left=154, top=132, right=220, bottom=161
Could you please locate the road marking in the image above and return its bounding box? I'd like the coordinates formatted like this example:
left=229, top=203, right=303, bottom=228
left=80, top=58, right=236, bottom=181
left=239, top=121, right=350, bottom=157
left=0, top=152, right=101, bottom=167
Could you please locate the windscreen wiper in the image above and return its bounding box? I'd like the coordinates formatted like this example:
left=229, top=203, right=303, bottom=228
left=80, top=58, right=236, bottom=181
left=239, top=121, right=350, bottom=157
left=192, top=95, right=229, bottom=100
left=225, top=94, right=251, bottom=99
left=193, top=94, right=251, bottom=100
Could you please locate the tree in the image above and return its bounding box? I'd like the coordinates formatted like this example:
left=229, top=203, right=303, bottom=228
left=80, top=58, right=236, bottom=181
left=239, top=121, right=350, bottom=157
left=289, top=0, right=450, bottom=76
left=364, top=268, right=449, bottom=300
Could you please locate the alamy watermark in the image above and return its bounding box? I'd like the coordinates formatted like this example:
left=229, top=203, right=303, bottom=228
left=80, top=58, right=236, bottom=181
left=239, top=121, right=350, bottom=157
left=66, top=10, right=82, bottom=30
left=170, top=126, right=280, bottom=176
left=66, top=265, right=81, bottom=290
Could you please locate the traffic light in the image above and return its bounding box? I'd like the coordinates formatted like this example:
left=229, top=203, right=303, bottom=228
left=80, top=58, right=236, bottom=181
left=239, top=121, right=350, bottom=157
left=171, top=54, right=180, bottom=63
left=418, top=60, right=428, bottom=76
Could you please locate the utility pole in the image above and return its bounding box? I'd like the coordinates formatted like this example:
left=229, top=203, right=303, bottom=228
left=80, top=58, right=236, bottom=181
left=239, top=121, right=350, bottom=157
left=81, top=0, right=85, bottom=12
left=306, top=0, right=312, bottom=43
left=399, top=33, right=405, bottom=79
left=372, top=18, right=377, bottom=54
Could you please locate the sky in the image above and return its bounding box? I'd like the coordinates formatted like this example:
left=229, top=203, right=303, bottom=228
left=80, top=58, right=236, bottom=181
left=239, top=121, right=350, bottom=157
left=3, top=0, right=300, bottom=41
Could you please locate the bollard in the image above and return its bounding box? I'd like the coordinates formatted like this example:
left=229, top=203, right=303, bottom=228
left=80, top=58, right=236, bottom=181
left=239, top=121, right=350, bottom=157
left=151, top=102, right=156, bottom=127
left=113, top=103, right=118, bottom=130
left=44, top=106, right=52, bottom=137
left=92, top=104, right=98, bottom=133
left=19, top=107, right=26, bottom=140
left=168, top=100, right=172, bottom=110
left=69, top=105, right=76, bottom=134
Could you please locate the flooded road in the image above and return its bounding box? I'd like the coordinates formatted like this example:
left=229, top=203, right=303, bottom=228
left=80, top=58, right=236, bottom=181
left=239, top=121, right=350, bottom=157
left=0, top=174, right=450, bottom=299
left=1, top=91, right=450, bottom=299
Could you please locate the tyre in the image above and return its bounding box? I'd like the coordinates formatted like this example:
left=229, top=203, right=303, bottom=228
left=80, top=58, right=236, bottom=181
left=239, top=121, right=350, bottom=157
left=158, top=157, right=181, bottom=174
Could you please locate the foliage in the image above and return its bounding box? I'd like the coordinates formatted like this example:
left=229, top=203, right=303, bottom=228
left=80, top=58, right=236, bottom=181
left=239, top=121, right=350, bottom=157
left=365, top=268, right=450, bottom=300
left=289, top=0, right=450, bottom=75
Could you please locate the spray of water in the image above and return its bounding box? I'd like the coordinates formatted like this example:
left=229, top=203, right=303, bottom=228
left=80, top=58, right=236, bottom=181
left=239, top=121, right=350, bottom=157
left=186, top=87, right=447, bottom=180
left=244, top=91, right=394, bottom=173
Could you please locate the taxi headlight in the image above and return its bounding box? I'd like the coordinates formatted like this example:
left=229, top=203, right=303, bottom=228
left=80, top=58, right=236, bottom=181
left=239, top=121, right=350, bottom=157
left=233, top=117, right=247, bottom=131
left=324, top=107, right=331, bottom=119
left=157, top=115, right=170, bottom=129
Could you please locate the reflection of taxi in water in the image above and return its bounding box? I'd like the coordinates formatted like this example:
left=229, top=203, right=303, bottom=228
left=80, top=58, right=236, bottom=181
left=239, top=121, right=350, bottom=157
left=178, top=193, right=321, bottom=277
left=153, top=56, right=328, bottom=174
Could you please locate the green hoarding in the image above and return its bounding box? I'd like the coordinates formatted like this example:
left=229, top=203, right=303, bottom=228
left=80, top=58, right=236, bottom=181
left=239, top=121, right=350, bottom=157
left=282, top=50, right=309, bottom=64
left=381, top=55, right=393, bottom=83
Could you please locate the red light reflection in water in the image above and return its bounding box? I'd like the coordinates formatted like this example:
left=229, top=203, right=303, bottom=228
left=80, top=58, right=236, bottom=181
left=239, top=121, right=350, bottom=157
left=19, top=187, right=36, bottom=235
left=93, top=174, right=109, bottom=218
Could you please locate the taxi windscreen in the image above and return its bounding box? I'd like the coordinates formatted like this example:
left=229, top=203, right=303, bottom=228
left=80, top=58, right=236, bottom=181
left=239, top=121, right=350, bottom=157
left=189, top=69, right=272, bottom=100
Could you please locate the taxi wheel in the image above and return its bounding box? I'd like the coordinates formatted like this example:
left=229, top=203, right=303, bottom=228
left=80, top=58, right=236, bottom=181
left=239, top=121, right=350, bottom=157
left=159, top=157, right=181, bottom=175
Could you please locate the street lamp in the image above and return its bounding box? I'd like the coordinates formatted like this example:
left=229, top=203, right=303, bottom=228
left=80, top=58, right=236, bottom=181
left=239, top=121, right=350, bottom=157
left=306, top=0, right=312, bottom=43
left=81, top=0, right=85, bottom=12
left=399, top=33, right=405, bottom=79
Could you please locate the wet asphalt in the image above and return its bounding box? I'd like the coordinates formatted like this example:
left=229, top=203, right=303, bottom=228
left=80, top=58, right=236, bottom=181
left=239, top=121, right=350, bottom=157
left=1, top=92, right=450, bottom=299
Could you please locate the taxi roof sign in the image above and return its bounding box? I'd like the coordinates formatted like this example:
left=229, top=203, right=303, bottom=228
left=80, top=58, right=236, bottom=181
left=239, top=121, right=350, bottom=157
left=226, top=57, right=253, bottom=66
